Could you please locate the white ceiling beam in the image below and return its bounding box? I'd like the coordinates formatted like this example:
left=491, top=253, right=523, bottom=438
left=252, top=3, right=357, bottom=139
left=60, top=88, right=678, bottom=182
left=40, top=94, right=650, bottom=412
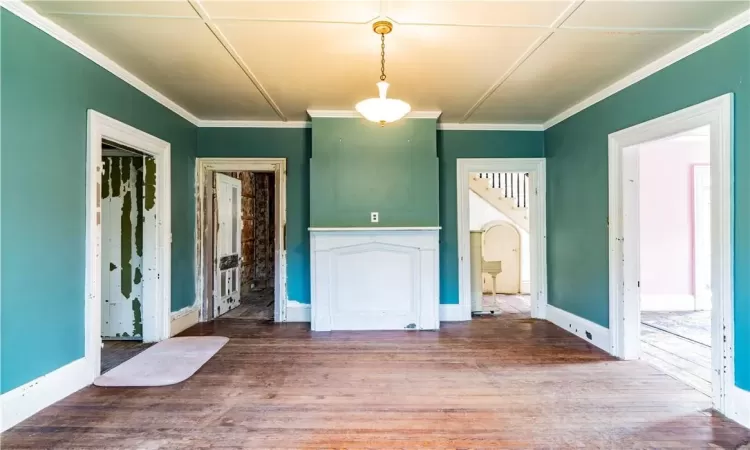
left=186, top=0, right=287, bottom=121
left=459, top=1, right=586, bottom=123
left=544, top=9, right=750, bottom=129
left=0, top=0, right=201, bottom=125
left=34, top=10, right=715, bottom=34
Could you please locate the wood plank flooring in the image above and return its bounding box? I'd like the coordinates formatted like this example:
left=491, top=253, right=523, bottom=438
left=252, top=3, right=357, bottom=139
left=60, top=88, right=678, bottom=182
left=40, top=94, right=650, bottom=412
left=3, top=315, right=749, bottom=449
left=641, top=324, right=712, bottom=396
left=100, top=341, right=154, bottom=374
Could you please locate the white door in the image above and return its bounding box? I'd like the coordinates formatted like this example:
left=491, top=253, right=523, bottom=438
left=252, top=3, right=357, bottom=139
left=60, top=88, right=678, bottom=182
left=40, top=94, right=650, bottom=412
left=693, top=165, right=711, bottom=310
left=101, top=156, right=145, bottom=339
left=214, top=173, right=242, bottom=318
left=482, top=222, right=521, bottom=294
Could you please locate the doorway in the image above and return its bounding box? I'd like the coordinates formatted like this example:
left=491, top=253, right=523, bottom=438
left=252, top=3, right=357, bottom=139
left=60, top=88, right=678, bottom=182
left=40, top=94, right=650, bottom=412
left=86, top=111, right=172, bottom=380
left=99, top=141, right=157, bottom=372
left=196, top=159, right=287, bottom=323
left=457, top=158, right=547, bottom=321
left=634, top=126, right=711, bottom=395
left=215, top=171, right=276, bottom=320
left=607, top=94, right=734, bottom=416
left=468, top=171, right=531, bottom=316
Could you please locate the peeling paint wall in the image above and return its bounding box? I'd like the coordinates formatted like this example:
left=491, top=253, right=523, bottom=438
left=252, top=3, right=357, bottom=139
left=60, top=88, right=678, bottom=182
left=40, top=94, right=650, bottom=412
left=101, top=156, right=150, bottom=339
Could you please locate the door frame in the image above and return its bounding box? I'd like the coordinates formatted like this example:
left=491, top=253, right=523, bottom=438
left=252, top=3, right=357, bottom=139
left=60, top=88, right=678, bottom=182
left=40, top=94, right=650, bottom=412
left=85, top=110, right=172, bottom=379
left=607, top=94, right=733, bottom=414
left=195, top=158, right=287, bottom=322
left=456, top=158, right=547, bottom=320
left=692, top=163, right=712, bottom=310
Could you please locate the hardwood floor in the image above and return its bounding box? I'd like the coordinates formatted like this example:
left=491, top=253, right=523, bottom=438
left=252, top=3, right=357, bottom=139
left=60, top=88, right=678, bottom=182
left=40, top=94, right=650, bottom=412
left=100, top=340, right=154, bottom=374
left=3, top=315, right=749, bottom=449
left=641, top=325, right=712, bottom=396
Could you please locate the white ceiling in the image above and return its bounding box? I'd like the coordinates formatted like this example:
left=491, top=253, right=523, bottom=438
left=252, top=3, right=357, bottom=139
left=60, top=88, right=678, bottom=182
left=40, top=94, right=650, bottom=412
left=26, top=0, right=750, bottom=124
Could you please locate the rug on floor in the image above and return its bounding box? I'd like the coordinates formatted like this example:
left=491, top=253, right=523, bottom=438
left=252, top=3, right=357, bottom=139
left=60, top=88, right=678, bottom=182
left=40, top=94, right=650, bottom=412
left=94, top=336, right=229, bottom=387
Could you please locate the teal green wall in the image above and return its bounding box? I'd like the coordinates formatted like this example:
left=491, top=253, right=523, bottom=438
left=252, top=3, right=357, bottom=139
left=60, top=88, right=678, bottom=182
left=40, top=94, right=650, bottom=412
left=0, top=11, right=197, bottom=393
left=197, top=127, right=543, bottom=307
left=310, top=118, right=439, bottom=227
left=437, top=131, right=545, bottom=304
left=545, top=25, right=750, bottom=388
left=196, top=128, right=311, bottom=304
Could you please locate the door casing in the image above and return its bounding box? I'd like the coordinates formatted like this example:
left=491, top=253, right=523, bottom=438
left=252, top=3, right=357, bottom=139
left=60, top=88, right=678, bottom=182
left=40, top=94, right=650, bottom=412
left=195, top=158, right=288, bottom=322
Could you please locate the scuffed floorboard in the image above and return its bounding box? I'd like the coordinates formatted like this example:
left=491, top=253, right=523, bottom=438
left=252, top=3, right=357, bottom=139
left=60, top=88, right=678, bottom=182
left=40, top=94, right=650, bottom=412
left=3, top=316, right=749, bottom=449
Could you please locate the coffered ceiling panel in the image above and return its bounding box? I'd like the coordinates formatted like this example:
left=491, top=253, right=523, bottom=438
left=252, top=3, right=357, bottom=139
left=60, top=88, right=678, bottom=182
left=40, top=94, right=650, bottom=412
left=28, top=0, right=199, bottom=18
left=384, top=1, right=573, bottom=27
left=43, top=14, right=275, bottom=119
left=562, top=0, right=749, bottom=30
left=203, top=0, right=380, bottom=22
left=470, top=29, right=702, bottom=123
left=21, top=0, right=750, bottom=124
left=217, top=21, right=547, bottom=121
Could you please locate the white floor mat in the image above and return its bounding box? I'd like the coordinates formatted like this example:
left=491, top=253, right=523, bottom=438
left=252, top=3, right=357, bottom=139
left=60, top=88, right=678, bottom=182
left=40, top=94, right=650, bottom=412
left=94, top=336, right=229, bottom=387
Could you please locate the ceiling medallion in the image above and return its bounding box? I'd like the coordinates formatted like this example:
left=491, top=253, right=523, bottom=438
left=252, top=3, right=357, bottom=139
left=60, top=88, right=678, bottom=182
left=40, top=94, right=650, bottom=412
left=355, top=20, right=411, bottom=126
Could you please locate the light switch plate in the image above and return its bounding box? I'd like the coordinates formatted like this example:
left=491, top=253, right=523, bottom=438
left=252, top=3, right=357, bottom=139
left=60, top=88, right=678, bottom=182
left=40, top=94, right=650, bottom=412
left=370, top=212, right=379, bottom=223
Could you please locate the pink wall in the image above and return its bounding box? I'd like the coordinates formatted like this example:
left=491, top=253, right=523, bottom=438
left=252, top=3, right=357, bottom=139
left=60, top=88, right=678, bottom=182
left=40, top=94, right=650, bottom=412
left=638, top=135, right=709, bottom=296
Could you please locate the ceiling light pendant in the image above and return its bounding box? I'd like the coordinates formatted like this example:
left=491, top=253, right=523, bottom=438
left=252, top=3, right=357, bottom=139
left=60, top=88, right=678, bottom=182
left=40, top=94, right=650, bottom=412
left=355, top=21, right=410, bottom=126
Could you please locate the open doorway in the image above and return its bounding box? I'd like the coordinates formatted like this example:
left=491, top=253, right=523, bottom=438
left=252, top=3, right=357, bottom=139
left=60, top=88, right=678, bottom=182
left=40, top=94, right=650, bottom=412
left=608, top=94, right=735, bottom=417
left=468, top=172, right=531, bottom=316
left=214, top=171, right=276, bottom=320
left=196, top=159, right=287, bottom=323
left=635, top=126, right=711, bottom=395
left=86, top=111, right=172, bottom=380
left=457, top=158, right=547, bottom=321
left=100, top=141, right=156, bottom=372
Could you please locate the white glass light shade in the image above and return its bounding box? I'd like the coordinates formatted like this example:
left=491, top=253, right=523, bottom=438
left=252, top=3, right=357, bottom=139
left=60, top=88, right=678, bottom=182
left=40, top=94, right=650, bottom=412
left=355, top=81, right=411, bottom=125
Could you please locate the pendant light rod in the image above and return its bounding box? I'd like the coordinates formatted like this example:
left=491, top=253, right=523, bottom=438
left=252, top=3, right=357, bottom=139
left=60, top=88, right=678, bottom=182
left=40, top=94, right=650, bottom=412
left=355, top=20, right=410, bottom=126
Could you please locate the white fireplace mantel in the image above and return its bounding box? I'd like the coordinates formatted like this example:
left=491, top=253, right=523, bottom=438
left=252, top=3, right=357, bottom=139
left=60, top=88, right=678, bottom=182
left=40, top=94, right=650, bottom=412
left=309, top=227, right=440, bottom=331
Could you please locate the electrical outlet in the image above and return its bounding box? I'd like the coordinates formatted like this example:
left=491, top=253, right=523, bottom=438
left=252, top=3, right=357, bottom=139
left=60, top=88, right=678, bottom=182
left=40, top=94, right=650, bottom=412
left=370, top=212, right=379, bottom=223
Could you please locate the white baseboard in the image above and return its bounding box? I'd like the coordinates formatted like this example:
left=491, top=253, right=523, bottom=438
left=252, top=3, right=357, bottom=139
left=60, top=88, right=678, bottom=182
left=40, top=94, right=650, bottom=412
left=546, top=305, right=611, bottom=353
left=171, top=306, right=200, bottom=336
left=521, top=281, right=531, bottom=294
left=286, top=302, right=464, bottom=323
left=640, top=294, right=698, bottom=311
left=286, top=300, right=311, bottom=322
left=440, top=304, right=467, bottom=322
left=0, top=357, right=92, bottom=432
left=726, top=385, right=750, bottom=428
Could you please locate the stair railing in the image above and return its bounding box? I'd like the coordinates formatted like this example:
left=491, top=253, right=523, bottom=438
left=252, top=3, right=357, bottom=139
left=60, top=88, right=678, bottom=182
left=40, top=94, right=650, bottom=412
left=477, top=172, right=529, bottom=208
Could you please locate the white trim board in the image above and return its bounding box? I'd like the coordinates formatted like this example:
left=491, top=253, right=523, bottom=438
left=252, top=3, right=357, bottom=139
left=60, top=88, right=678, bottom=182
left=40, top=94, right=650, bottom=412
left=546, top=305, right=611, bottom=353
left=195, top=158, right=288, bottom=323
left=545, top=11, right=750, bottom=129
left=3, top=1, right=748, bottom=131
left=86, top=110, right=172, bottom=381
left=456, top=158, right=548, bottom=321
left=286, top=300, right=311, bottom=323
left=607, top=94, right=735, bottom=420
left=170, top=306, right=200, bottom=336
left=309, top=227, right=441, bottom=232
left=0, top=1, right=199, bottom=126
left=0, top=358, right=90, bottom=432
left=438, top=123, right=543, bottom=131
left=307, top=110, right=442, bottom=119
left=197, top=121, right=545, bottom=131
left=197, top=120, right=311, bottom=128
left=439, top=304, right=465, bottom=322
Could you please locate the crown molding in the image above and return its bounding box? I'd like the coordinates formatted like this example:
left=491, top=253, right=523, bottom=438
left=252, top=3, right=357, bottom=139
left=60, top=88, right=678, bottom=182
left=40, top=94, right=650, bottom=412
left=544, top=10, right=750, bottom=130
left=197, top=120, right=310, bottom=128
left=0, top=1, right=201, bottom=126
left=438, top=123, right=544, bottom=131
left=307, top=110, right=443, bottom=119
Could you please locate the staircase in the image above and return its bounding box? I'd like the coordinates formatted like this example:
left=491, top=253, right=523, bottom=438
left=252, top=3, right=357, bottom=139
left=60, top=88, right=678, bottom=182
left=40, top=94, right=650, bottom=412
left=469, top=172, right=529, bottom=232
